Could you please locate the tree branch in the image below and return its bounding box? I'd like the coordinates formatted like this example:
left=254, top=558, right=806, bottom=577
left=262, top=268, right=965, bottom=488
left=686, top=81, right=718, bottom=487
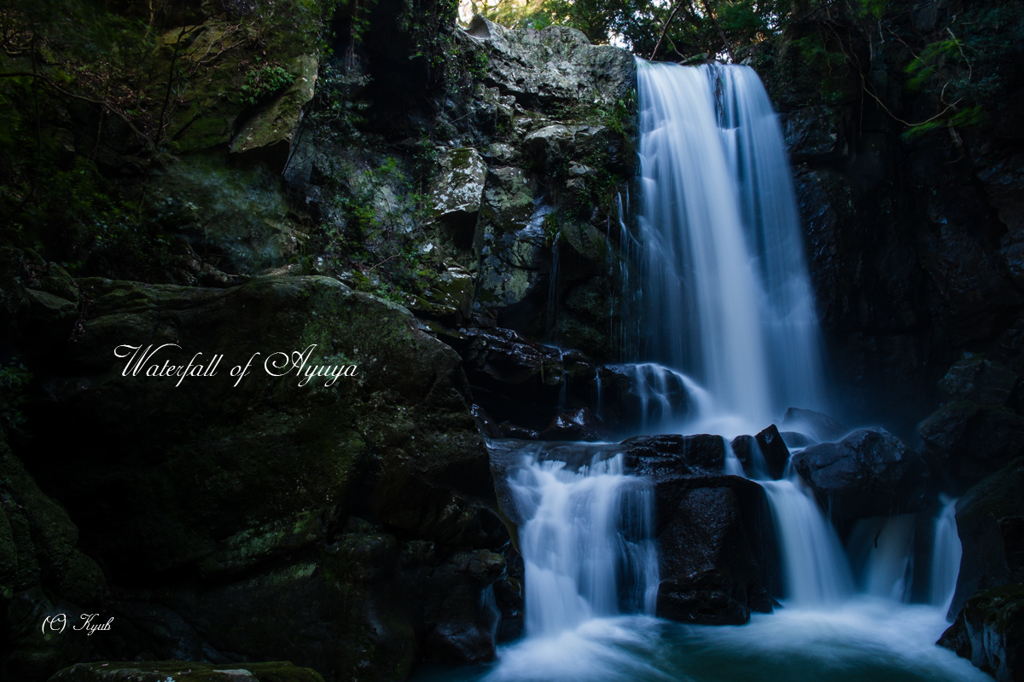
left=649, top=2, right=682, bottom=60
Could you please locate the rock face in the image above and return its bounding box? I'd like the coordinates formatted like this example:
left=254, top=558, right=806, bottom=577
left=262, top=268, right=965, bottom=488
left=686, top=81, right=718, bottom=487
left=16, top=276, right=507, bottom=681
left=949, top=459, right=1024, bottom=617
left=767, top=7, right=1024, bottom=437
left=464, top=17, right=635, bottom=109
left=431, top=148, right=489, bottom=247
left=919, top=356, right=1024, bottom=493
left=939, top=584, right=1024, bottom=682
left=791, top=429, right=928, bottom=521
left=622, top=435, right=779, bottom=624
left=443, top=17, right=637, bottom=355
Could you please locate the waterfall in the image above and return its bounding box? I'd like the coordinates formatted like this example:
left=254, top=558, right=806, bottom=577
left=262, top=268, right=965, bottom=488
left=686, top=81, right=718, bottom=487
left=712, top=64, right=828, bottom=414
left=761, top=479, right=855, bottom=606
left=634, top=60, right=828, bottom=429
left=507, top=451, right=658, bottom=637
left=479, top=60, right=962, bottom=680
left=930, top=497, right=962, bottom=615
left=848, top=515, right=918, bottom=602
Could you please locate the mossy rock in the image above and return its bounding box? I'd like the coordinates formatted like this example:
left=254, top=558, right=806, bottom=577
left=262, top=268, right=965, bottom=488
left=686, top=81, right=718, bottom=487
left=230, top=55, right=319, bottom=173
left=940, top=583, right=1024, bottom=682
left=16, top=276, right=503, bottom=679
left=29, top=275, right=491, bottom=578
left=950, top=458, right=1024, bottom=617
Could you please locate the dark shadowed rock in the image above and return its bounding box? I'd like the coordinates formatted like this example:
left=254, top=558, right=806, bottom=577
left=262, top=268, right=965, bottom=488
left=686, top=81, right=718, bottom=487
left=472, top=404, right=503, bottom=439
left=938, top=355, right=1020, bottom=408
left=939, top=584, right=1024, bottom=682
left=729, top=426, right=790, bottom=480
left=540, top=407, right=611, bottom=441
left=0, top=433, right=108, bottom=682
left=919, top=353, right=1024, bottom=493
left=452, top=327, right=594, bottom=430
left=792, top=429, right=928, bottom=521
left=498, top=422, right=541, bottom=440
left=654, top=479, right=778, bottom=624
left=757, top=425, right=790, bottom=480
left=949, top=459, right=1024, bottom=617
left=919, top=401, right=1024, bottom=493
left=730, top=435, right=757, bottom=472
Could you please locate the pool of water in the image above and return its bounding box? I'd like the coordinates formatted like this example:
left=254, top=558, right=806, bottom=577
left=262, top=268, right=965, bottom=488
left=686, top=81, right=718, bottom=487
left=414, top=599, right=985, bottom=682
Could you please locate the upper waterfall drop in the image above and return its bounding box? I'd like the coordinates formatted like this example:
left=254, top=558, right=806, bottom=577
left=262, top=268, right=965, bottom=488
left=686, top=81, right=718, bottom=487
left=633, top=59, right=828, bottom=432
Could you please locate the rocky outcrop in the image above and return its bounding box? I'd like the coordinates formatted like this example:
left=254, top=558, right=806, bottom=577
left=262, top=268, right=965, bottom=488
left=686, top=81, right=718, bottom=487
left=464, top=16, right=635, bottom=109
left=229, top=54, right=319, bottom=172
left=939, top=584, right=1024, bottom=682
left=445, top=17, right=637, bottom=354
left=791, top=429, right=928, bottom=521
left=949, top=459, right=1024, bottom=617
left=12, top=275, right=507, bottom=681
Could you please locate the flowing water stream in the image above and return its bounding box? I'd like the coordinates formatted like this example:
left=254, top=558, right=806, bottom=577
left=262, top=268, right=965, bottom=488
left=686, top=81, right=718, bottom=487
left=417, top=59, right=977, bottom=681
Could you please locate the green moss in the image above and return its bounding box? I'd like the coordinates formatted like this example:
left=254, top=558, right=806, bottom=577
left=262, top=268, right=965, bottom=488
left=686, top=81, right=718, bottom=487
left=964, top=583, right=1024, bottom=633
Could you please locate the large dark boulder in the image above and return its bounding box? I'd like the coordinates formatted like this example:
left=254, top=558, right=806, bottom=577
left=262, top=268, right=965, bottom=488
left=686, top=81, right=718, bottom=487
left=939, top=584, right=1024, bottom=682
left=949, top=458, right=1024, bottom=618
left=920, top=402, right=1024, bottom=494
left=16, top=276, right=507, bottom=681
left=938, top=355, right=1021, bottom=408
left=791, top=429, right=928, bottom=521
left=621, top=435, right=778, bottom=624
left=654, top=478, right=778, bottom=624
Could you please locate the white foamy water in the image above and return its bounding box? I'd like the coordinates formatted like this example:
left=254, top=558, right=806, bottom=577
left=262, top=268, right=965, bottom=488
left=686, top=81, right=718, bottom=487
left=417, top=603, right=986, bottom=682
left=508, top=453, right=658, bottom=637
left=761, top=478, right=855, bottom=606
left=931, top=496, right=962, bottom=615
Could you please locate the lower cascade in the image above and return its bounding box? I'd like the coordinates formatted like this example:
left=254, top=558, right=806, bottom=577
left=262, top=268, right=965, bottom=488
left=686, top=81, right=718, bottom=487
left=509, top=451, right=658, bottom=636
left=760, top=479, right=854, bottom=606
left=429, top=60, right=988, bottom=682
